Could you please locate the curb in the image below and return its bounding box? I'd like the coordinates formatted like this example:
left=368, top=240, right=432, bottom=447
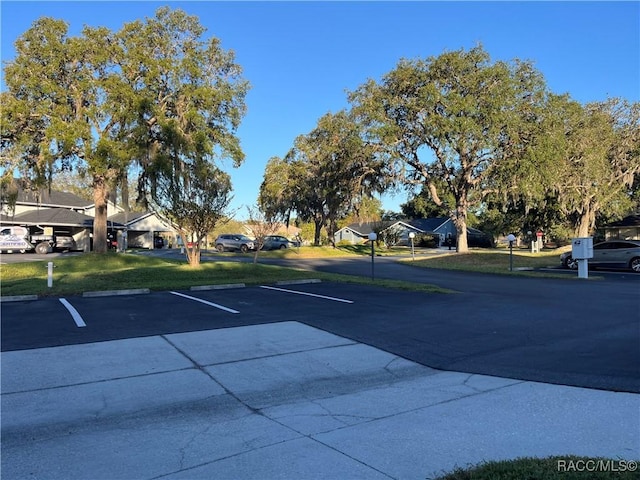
left=190, top=283, right=246, bottom=291
left=275, top=279, right=321, bottom=285
left=0, top=294, right=39, bottom=303
left=83, top=288, right=150, bottom=298
left=1, top=279, right=319, bottom=301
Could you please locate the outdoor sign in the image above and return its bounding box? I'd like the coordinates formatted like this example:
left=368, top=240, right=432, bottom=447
left=0, top=233, right=34, bottom=251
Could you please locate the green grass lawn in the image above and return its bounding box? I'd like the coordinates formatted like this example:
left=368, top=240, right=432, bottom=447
left=205, top=244, right=396, bottom=259
left=433, top=456, right=639, bottom=480
left=403, top=248, right=570, bottom=276
left=1, top=245, right=575, bottom=297
left=0, top=252, right=450, bottom=297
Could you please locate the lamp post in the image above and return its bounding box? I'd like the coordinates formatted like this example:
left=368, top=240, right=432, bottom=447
left=368, top=232, right=377, bottom=280
left=409, top=232, right=415, bottom=261
left=507, top=234, right=516, bottom=271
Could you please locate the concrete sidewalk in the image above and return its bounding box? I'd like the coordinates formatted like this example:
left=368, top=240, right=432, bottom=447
left=2, top=321, right=638, bottom=479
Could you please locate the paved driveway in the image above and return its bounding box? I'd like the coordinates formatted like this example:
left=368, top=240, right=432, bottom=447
left=2, top=256, right=639, bottom=479
left=2, top=270, right=638, bottom=392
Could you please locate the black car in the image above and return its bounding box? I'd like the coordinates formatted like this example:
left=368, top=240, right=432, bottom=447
left=154, top=236, right=165, bottom=249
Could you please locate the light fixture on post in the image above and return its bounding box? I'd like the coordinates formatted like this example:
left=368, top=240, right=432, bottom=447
left=506, top=234, right=516, bottom=271
left=368, top=232, right=377, bottom=280
left=409, top=232, right=415, bottom=260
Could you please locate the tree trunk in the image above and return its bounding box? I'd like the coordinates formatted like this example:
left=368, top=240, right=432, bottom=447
left=454, top=201, right=469, bottom=253
left=313, top=219, right=323, bottom=246
left=177, top=228, right=201, bottom=267
left=187, top=245, right=201, bottom=267
left=92, top=176, right=109, bottom=253
left=576, top=202, right=595, bottom=238
left=120, top=173, right=130, bottom=213
left=187, top=232, right=202, bottom=267
left=328, top=217, right=337, bottom=248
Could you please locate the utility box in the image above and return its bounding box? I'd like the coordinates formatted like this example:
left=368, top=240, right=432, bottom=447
left=572, top=237, right=593, bottom=260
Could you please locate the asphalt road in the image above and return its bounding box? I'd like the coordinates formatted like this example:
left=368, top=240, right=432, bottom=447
left=2, top=252, right=639, bottom=393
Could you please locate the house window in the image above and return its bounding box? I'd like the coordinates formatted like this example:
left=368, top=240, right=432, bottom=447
left=618, top=228, right=639, bottom=240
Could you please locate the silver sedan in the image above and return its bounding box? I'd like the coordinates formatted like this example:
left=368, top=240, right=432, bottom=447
left=561, top=240, right=640, bottom=272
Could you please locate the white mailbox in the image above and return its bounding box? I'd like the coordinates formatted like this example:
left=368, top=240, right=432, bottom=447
left=572, top=237, right=593, bottom=260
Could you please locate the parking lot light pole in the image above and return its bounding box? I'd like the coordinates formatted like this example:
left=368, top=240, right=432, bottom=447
left=507, top=234, right=516, bottom=271
left=368, top=232, right=377, bottom=280
left=409, top=232, right=415, bottom=261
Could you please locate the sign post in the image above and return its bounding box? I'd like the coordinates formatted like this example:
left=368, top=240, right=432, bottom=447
left=536, top=230, right=543, bottom=253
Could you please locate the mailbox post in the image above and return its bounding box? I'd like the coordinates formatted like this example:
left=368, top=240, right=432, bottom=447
left=572, top=237, right=593, bottom=279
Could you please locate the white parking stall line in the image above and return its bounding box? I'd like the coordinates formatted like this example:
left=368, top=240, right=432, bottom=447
left=259, top=285, right=354, bottom=304
left=169, top=291, right=240, bottom=314
left=59, top=298, right=87, bottom=328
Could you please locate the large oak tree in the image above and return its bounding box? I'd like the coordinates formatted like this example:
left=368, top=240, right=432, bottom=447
left=349, top=45, right=549, bottom=252
left=1, top=18, right=129, bottom=252
left=260, top=110, right=384, bottom=245
left=1, top=8, right=248, bottom=255
left=488, top=95, right=640, bottom=239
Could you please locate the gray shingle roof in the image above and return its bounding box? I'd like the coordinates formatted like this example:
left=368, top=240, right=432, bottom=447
left=14, top=188, right=93, bottom=209
left=343, top=221, right=397, bottom=235
left=1, top=209, right=96, bottom=227
left=604, top=215, right=640, bottom=228
left=407, top=218, right=450, bottom=232
left=108, top=211, right=151, bottom=225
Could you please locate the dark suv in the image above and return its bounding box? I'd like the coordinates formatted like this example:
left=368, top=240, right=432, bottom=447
left=214, top=234, right=255, bottom=253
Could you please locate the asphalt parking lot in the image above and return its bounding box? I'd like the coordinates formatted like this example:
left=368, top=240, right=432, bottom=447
left=2, top=277, right=638, bottom=393
left=2, top=260, right=639, bottom=479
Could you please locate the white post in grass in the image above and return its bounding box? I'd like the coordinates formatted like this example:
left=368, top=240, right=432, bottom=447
left=47, top=262, right=54, bottom=288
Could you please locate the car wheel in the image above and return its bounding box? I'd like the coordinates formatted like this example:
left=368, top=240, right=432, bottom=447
left=629, top=257, right=640, bottom=273
left=216, top=244, right=225, bottom=253
left=240, top=244, right=249, bottom=253
left=565, top=255, right=578, bottom=270
left=279, top=244, right=287, bottom=249
left=35, top=242, right=51, bottom=254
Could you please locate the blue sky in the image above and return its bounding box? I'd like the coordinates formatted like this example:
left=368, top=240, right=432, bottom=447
left=2, top=1, right=639, bottom=218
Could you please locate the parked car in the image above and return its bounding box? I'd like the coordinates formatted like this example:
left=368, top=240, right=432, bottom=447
left=154, top=236, right=164, bottom=249
left=261, top=235, right=297, bottom=250
left=560, top=240, right=640, bottom=272
left=215, top=234, right=255, bottom=253
left=53, top=235, right=77, bottom=252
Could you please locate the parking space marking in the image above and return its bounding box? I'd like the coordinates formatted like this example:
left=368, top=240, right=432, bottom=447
left=259, top=285, right=354, bottom=304
left=59, top=298, right=87, bottom=327
left=169, top=291, right=240, bottom=314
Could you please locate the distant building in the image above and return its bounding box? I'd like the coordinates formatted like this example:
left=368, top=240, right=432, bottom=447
left=603, top=214, right=640, bottom=241
left=1, top=185, right=176, bottom=251
left=333, top=217, right=492, bottom=248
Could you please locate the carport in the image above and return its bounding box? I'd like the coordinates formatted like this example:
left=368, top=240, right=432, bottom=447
left=1, top=209, right=96, bottom=252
